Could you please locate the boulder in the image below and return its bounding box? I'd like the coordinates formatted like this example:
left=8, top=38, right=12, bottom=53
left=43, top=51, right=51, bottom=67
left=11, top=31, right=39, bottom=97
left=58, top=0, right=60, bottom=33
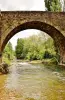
left=0, top=63, right=9, bottom=74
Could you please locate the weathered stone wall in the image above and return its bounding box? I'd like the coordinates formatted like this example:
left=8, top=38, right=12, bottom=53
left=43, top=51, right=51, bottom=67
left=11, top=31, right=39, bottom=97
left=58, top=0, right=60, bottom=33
left=0, top=11, right=65, bottom=63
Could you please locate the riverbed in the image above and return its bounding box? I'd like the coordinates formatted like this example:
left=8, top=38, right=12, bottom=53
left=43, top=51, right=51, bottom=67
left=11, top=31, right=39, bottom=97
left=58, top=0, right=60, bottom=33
left=0, top=61, right=65, bottom=100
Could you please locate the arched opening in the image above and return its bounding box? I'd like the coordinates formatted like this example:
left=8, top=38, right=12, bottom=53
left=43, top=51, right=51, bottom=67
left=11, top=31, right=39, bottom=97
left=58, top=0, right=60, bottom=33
left=1, top=21, right=65, bottom=100
left=1, top=21, right=64, bottom=51
left=1, top=21, right=65, bottom=63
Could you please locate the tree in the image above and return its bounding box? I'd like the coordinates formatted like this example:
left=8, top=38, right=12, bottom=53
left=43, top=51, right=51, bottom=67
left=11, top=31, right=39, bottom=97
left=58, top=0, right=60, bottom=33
left=15, top=34, right=56, bottom=60
left=15, top=38, right=24, bottom=59
left=44, top=0, right=62, bottom=11
left=3, top=42, right=14, bottom=64
left=3, top=42, right=14, bottom=60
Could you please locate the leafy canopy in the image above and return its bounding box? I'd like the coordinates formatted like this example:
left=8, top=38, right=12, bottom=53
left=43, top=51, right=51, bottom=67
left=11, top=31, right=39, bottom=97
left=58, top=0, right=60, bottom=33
left=44, top=0, right=62, bottom=11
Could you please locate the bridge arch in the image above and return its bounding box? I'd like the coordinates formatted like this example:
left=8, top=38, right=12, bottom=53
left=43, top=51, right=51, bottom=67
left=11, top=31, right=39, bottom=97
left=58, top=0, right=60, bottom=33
left=1, top=21, right=65, bottom=50
left=1, top=21, right=65, bottom=63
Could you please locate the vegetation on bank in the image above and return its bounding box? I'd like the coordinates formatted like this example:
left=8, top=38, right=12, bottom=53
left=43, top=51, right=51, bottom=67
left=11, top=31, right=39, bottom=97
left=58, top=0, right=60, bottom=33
left=0, top=42, right=14, bottom=74
left=2, top=42, right=14, bottom=65
left=15, top=34, right=59, bottom=64
left=2, top=34, right=60, bottom=66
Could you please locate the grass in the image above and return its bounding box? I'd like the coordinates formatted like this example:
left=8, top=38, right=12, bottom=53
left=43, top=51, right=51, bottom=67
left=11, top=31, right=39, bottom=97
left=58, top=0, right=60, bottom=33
left=27, top=58, right=58, bottom=65
left=2, top=56, right=11, bottom=65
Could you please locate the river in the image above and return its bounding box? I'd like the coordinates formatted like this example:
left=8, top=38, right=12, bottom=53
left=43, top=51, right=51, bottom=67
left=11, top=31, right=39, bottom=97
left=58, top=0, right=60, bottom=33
left=0, top=61, right=65, bottom=100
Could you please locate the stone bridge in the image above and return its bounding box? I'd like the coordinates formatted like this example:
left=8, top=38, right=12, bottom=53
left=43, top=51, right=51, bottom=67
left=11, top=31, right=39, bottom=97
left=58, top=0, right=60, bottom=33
left=0, top=11, right=65, bottom=64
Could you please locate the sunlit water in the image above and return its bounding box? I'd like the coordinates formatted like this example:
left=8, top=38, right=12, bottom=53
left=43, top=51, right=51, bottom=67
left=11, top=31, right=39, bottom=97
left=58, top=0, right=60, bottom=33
left=0, top=61, right=65, bottom=100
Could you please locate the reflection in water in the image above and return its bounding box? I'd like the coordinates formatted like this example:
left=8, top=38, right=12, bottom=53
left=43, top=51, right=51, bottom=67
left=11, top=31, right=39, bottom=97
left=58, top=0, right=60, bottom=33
left=0, top=61, right=65, bottom=100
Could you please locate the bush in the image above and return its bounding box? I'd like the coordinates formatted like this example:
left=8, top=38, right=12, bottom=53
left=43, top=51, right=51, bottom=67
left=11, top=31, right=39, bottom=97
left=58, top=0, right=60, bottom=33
left=44, top=51, right=54, bottom=59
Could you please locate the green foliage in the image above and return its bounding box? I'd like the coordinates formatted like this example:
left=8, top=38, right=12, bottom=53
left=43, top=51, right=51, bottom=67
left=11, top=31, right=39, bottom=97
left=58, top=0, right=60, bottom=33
left=15, top=34, right=56, bottom=61
left=15, top=38, right=24, bottom=59
left=3, top=42, right=14, bottom=64
left=44, top=51, right=52, bottom=59
left=44, top=0, right=62, bottom=11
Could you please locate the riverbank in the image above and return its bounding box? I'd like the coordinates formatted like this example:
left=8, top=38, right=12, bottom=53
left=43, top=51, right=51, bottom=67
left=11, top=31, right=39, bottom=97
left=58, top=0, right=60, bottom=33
left=28, top=59, right=56, bottom=64
left=17, top=58, right=57, bottom=64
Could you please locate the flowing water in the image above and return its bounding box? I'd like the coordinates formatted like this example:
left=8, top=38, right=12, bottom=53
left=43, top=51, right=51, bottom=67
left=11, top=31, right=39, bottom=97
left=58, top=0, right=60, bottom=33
left=0, top=61, right=65, bottom=100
